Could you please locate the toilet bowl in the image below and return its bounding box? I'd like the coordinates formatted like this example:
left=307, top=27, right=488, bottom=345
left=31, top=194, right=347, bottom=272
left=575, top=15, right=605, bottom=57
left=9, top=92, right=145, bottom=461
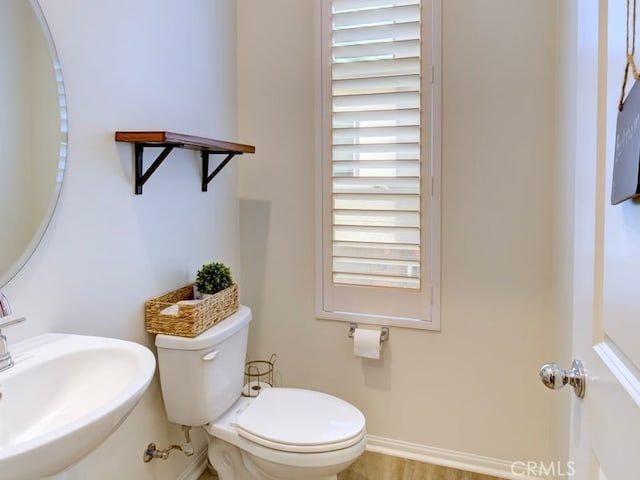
left=155, top=306, right=366, bottom=479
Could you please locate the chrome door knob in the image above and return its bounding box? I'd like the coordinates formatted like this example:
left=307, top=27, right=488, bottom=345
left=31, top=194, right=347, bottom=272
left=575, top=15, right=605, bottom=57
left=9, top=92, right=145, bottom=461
left=539, top=360, right=585, bottom=398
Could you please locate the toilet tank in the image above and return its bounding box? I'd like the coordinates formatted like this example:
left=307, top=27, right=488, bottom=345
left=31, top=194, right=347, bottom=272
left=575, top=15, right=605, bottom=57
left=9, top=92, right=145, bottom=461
left=155, top=305, right=252, bottom=426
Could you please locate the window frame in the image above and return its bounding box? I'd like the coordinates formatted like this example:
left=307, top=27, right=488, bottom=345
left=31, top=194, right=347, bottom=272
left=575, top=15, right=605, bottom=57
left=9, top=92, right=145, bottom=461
left=316, top=0, right=441, bottom=330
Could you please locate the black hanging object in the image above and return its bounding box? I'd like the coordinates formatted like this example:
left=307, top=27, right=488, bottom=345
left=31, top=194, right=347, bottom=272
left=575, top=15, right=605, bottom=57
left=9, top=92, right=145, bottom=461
left=613, top=81, right=640, bottom=205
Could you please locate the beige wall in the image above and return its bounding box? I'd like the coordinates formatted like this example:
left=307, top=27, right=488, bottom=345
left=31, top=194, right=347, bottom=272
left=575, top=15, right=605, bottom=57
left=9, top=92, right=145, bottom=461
left=238, top=0, right=556, bottom=464
left=5, top=0, right=240, bottom=478
left=0, top=1, right=60, bottom=280
left=0, top=2, right=37, bottom=276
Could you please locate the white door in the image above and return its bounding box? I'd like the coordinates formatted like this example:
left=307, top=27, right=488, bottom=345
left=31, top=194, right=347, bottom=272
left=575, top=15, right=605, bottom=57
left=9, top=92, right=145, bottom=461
left=564, top=1, right=640, bottom=478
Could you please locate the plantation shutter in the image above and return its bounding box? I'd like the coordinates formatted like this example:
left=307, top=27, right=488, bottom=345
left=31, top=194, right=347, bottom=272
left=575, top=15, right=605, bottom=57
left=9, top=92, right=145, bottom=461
left=330, top=0, right=422, bottom=290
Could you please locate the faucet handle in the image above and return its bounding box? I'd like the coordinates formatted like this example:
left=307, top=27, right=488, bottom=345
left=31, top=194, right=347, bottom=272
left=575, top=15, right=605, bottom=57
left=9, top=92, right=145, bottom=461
left=0, top=314, right=26, bottom=330
left=0, top=291, right=11, bottom=316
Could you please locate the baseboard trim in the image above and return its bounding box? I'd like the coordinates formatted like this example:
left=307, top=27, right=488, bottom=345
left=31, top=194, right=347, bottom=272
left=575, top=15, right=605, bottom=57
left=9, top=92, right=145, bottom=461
left=177, top=436, right=541, bottom=480
left=176, top=447, right=208, bottom=480
left=365, top=435, right=540, bottom=480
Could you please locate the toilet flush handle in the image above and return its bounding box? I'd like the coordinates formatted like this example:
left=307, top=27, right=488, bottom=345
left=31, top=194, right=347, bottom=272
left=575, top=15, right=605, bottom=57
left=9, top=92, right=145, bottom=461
left=202, top=350, right=219, bottom=362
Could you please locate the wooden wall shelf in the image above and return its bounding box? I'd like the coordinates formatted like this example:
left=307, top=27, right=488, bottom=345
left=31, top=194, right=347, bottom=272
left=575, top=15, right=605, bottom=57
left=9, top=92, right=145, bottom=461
left=115, top=131, right=256, bottom=194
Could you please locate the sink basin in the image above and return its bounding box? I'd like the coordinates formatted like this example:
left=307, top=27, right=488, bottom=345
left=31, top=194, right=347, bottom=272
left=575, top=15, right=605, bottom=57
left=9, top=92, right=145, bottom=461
left=0, top=333, right=156, bottom=480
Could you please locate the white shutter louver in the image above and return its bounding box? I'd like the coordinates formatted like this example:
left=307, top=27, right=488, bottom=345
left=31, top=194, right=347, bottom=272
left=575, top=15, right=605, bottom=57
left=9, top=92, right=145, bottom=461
left=330, top=0, right=422, bottom=290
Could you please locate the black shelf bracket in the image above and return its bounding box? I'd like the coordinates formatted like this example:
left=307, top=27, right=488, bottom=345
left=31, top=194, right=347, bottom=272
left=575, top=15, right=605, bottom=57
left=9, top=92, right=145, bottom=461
left=134, top=143, right=180, bottom=194
left=201, top=151, right=238, bottom=192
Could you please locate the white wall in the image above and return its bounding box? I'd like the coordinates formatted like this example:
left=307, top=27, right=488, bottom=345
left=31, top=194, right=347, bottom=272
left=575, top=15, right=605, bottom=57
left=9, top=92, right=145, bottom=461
left=4, top=0, right=240, bottom=478
left=238, top=0, right=556, bottom=465
left=551, top=0, right=578, bottom=468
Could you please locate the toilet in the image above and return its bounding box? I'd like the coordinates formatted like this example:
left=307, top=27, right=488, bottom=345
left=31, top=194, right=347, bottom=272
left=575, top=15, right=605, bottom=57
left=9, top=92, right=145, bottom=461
left=155, top=305, right=366, bottom=480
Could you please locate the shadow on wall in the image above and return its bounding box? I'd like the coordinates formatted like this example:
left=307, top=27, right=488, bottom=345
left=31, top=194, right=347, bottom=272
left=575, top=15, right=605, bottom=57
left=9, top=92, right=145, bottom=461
left=239, top=198, right=271, bottom=340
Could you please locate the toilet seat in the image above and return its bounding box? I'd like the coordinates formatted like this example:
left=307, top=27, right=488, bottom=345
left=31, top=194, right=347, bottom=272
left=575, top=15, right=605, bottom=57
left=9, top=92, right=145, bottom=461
left=233, top=388, right=366, bottom=453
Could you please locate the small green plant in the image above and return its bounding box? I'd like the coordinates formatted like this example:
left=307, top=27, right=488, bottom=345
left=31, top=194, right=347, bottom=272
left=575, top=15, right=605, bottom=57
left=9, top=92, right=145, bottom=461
left=195, top=262, right=234, bottom=295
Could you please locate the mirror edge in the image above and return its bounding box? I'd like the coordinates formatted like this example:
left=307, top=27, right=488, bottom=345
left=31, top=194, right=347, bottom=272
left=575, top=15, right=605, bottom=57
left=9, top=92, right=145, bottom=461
left=0, top=0, right=68, bottom=288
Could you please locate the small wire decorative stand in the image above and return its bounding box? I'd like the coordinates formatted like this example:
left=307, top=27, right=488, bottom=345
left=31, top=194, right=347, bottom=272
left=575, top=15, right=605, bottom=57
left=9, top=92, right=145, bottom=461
left=242, top=354, right=276, bottom=397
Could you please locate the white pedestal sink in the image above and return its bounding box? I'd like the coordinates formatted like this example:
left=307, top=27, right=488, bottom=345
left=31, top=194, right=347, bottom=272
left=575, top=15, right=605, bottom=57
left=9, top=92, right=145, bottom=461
left=0, top=333, right=156, bottom=480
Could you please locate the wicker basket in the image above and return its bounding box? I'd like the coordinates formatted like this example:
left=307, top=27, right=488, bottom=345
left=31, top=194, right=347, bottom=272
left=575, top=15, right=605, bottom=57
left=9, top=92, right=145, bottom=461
left=145, top=283, right=239, bottom=337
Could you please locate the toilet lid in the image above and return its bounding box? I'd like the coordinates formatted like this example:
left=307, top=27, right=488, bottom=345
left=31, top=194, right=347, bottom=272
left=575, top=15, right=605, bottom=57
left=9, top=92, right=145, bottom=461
left=234, top=388, right=366, bottom=453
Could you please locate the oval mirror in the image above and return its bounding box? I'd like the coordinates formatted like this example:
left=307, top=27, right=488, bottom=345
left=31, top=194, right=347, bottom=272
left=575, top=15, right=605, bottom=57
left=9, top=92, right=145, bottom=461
left=0, top=0, right=67, bottom=287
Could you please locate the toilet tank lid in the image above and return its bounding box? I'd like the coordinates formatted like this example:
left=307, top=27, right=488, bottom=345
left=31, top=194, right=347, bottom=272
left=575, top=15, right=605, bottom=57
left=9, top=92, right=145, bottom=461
left=155, top=305, right=252, bottom=350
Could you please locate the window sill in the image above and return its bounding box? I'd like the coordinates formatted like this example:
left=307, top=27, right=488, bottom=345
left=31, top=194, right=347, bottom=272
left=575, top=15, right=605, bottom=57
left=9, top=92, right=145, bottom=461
left=316, top=309, right=440, bottom=331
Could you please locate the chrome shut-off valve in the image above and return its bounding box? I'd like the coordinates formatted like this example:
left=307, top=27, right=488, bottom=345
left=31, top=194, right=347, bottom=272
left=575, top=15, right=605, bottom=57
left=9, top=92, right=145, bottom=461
left=540, top=360, right=586, bottom=398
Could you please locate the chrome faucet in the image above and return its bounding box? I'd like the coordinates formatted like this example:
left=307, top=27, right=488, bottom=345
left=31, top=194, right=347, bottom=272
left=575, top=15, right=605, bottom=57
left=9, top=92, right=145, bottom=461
left=0, top=292, right=26, bottom=372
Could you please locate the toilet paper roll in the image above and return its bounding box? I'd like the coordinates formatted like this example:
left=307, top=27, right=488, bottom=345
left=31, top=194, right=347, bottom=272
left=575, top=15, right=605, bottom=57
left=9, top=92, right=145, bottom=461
left=353, top=328, right=381, bottom=359
left=159, top=304, right=179, bottom=316
left=242, top=381, right=272, bottom=397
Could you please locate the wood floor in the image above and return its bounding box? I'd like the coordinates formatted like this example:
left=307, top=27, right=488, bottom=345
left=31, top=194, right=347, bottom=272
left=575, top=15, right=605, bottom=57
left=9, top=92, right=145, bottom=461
left=338, top=451, right=503, bottom=479
left=198, top=451, right=504, bottom=479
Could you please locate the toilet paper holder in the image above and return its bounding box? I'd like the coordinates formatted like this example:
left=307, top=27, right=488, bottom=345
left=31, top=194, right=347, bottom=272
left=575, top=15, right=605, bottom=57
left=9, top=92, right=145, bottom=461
left=348, top=323, right=389, bottom=345
left=243, top=353, right=276, bottom=398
